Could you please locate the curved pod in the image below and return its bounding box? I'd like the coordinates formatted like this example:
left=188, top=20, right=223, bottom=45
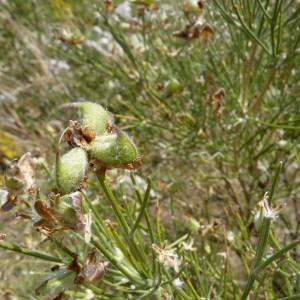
left=89, top=129, right=138, bottom=166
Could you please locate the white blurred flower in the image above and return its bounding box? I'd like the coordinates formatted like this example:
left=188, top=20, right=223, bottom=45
left=181, top=239, right=196, bottom=251
left=114, top=1, right=132, bottom=21
left=227, top=231, right=234, bottom=242
left=173, top=278, right=184, bottom=289
left=46, top=59, right=70, bottom=75
left=152, top=243, right=181, bottom=272
left=217, top=252, right=227, bottom=259
left=258, top=192, right=286, bottom=221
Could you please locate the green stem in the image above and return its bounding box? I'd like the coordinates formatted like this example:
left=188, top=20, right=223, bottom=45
left=257, top=0, right=271, bottom=20
left=82, top=191, right=109, bottom=240
left=247, top=66, right=278, bottom=113
left=0, top=241, right=63, bottom=263
left=278, top=295, right=300, bottom=300
left=242, top=43, right=258, bottom=111
left=268, top=161, right=283, bottom=205
left=256, top=240, right=300, bottom=272
left=130, top=177, right=152, bottom=235
left=130, top=173, right=155, bottom=244
left=91, top=238, right=144, bottom=285
left=241, top=162, right=282, bottom=299
left=129, top=173, right=156, bottom=277
left=230, top=0, right=272, bottom=56
left=107, top=222, right=148, bottom=278
left=96, top=173, right=130, bottom=234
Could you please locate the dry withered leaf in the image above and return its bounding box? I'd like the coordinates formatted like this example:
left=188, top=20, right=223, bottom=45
left=4, top=152, right=37, bottom=202
left=34, top=200, right=58, bottom=222
left=15, top=211, right=33, bottom=220
left=173, top=19, right=213, bottom=40
left=36, top=250, right=105, bottom=299
left=199, top=220, right=221, bottom=236
left=212, top=88, right=226, bottom=116
left=33, top=192, right=86, bottom=235
left=200, top=23, right=213, bottom=40
left=113, top=156, right=142, bottom=170
left=68, top=191, right=86, bottom=231
left=74, top=248, right=106, bottom=285
left=82, top=126, right=96, bottom=144
left=103, top=0, right=115, bottom=11
left=55, top=24, right=84, bottom=46
left=17, top=152, right=37, bottom=190
left=61, top=120, right=93, bottom=150
left=137, top=2, right=159, bottom=17
left=67, top=253, right=82, bottom=274
left=91, top=156, right=142, bottom=175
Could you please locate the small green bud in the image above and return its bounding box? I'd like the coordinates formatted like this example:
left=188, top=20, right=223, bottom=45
left=165, top=78, right=181, bottom=96
left=183, top=0, right=203, bottom=14
left=74, top=102, right=108, bottom=135
left=184, top=214, right=200, bottom=233
left=5, top=169, right=24, bottom=191
left=278, top=139, right=291, bottom=152
left=89, top=126, right=138, bottom=166
left=56, top=147, right=88, bottom=194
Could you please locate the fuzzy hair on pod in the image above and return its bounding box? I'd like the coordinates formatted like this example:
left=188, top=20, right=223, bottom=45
left=89, top=128, right=138, bottom=166
left=56, top=147, right=88, bottom=194
left=74, top=102, right=109, bottom=135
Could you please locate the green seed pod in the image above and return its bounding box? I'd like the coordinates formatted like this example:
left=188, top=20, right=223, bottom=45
left=278, top=139, right=291, bottom=153
left=56, top=147, right=88, bottom=194
left=89, top=127, right=138, bottom=166
left=54, top=192, right=86, bottom=231
left=35, top=269, right=76, bottom=298
left=74, top=102, right=109, bottom=135
left=184, top=0, right=203, bottom=14
left=184, top=215, right=200, bottom=233
left=165, top=77, right=181, bottom=96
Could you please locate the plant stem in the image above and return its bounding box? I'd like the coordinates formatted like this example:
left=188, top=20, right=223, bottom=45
left=91, top=238, right=144, bottom=285
left=0, top=241, right=63, bottom=263
left=242, top=42, right=257, bottom=111
left=96, top=173, right=130, bottom=234
left=130, top=177, right=152, bottom=235
left=247, top=66, right=278, bottom=113
left=241, top=162, right=282, bottom=299
left=256, top=240, right=300, bottom=272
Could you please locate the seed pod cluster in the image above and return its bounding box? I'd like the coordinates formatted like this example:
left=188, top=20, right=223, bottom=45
left=56, top=102, right=141, bottom=194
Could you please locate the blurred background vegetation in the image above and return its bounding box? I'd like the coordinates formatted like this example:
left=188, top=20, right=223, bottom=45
left=0, top=0, right=299, bottom=299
